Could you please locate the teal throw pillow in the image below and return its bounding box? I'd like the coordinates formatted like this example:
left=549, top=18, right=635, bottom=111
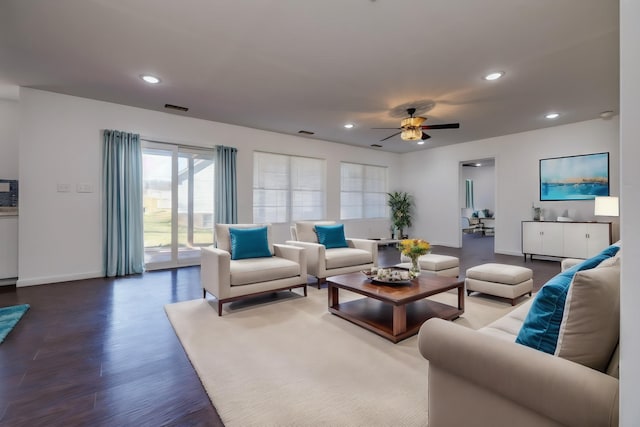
left=229, top=226, right=272, bottom=260
left=516, top=244, right=620, bottom=354
left=314, top=224, right=348, bottom=249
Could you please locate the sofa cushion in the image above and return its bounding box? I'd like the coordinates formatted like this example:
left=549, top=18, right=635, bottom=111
left=295, top=221, right=335, bottom=243
left=325, top=248, right=372, bottom=269
left=555, top=264, right=620, bottom=371
left=480, top=299, right=533, bottom=342
left=230, top=256, right=300, bottom=286
left=516, top=244, right=620, bottom=355
left=229, top=226, right=272, bottom=260
left=314, top=224, right=348, bottom=249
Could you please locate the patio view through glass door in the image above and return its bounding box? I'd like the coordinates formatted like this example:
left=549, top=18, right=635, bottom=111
left=142, top=142, right=214, bottom=270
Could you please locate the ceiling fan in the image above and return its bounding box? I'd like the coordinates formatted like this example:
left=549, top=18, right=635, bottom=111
left=373, top=108, right=460, bottom=142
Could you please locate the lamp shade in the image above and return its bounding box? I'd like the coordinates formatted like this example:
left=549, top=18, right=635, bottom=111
left=594, top=196, right=619, bottom=216
left=401, top=128, right=422, bottom=140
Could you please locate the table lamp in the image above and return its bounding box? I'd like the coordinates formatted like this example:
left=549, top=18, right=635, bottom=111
left=594, top=196, right=619, bottom=217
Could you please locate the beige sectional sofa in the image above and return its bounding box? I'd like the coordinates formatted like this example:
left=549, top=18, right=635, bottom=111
left=418, top=249, right=621, bottom=427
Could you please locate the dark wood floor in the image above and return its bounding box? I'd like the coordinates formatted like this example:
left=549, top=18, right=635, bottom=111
left=0, top=235, right=560, bottom=426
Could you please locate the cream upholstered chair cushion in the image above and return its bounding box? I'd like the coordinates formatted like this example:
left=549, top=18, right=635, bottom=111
left=202, top=223, right=307, bottom=315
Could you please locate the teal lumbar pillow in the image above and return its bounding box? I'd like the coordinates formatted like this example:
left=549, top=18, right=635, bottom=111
left=229, top=226, right=272, bottom=260
left=515, top=244, right=620, bottom=354
left=314, top=224, right=348, bottom=249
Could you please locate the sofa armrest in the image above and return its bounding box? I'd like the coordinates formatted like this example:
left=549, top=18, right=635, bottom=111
left=418, top=318, right=619, bottom=427
left=561, top=258, right=585, bottom=271
left=347, top=238, right=379, bottom=264
left=285, top=240, right=325, bottom=276
left=201, top=246, right=231, bottom=299
left=273, top=244, right=307, bottom=279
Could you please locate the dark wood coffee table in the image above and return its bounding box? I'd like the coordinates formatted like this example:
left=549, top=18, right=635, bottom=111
left=327, top=272, right=464, bottom=343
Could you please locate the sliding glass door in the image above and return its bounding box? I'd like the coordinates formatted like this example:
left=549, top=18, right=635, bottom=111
left=142, top=142, right=214, bottom=270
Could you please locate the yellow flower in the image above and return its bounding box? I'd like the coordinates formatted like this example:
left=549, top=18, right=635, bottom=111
left=398, top=238, right=431, bottom=258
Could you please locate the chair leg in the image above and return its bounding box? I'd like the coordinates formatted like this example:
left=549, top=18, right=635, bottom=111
left=202, top=288, right=206, bottom=299
left=218, top=301, right=223, bottom=316
left=303, top=285, right=308, bottom=297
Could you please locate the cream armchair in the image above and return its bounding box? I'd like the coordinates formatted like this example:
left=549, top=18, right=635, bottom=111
left=202, top=223, right=307, bottom=316
left=286, top=221, right=377, bottom=288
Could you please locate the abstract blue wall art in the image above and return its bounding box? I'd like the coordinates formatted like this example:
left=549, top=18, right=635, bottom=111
left=540, top=152, right=609, bottom=201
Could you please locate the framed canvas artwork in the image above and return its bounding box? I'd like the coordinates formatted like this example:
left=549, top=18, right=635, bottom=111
left=539, top=152, right=609, bottom=201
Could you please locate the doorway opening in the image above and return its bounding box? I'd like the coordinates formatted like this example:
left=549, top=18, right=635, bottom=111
left=459, top=158, right=496, bottom=249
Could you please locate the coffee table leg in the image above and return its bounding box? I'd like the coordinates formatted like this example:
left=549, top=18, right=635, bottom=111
left=392, top=305, right=407, bottom=336
left=457, top=284, right=465, bottom=311
left=328, top=284, right=339, bottom=308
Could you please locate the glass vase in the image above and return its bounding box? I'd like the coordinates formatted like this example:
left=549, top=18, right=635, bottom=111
left=410, top=256, right=421, bottom=278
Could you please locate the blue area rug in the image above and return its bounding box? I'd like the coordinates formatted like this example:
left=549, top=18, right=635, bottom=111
left=0, top=304, right=30, bottom=343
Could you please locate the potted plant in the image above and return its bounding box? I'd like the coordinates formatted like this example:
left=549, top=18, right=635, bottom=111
left=387, top=191, right=413, bottom=239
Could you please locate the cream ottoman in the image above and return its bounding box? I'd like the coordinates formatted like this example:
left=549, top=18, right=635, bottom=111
left=398, top=254, right=460, bottom=277
left=465, top=263, right=533, bottom=305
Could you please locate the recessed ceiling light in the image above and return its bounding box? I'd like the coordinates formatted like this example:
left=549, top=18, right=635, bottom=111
left=545, top=112, right=560, bottom=119
left=484, top=71, right=504, bottom=81
left=344, top=123, right=354, bottom=129
left=141, top=75, right=160, bottom=84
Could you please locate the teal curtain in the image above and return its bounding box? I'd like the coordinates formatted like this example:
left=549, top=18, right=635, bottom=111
left=215, top=145, right=238, bottom=223
left=465, top=179, right=474, bottom=210
left=103, top=130, right=144, bottom=277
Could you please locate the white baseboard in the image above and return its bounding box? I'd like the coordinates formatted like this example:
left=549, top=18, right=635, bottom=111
left=16, top=270, right=103, bottom=287
left=494, top=249, right=524, bottom=257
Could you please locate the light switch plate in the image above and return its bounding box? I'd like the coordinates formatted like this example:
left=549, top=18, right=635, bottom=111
left=77, top=183, right=93, bottom=193
left=57, top=183, right=71, bottom=192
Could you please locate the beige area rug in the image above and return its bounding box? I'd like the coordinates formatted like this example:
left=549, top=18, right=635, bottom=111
left=165, top=287, right=527, bottom=427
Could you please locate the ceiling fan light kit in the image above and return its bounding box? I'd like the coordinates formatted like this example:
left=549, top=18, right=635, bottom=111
left=400, top=128, right=422, bottom=141
left=399, top=111, right=426, bottom=141
left=374, top=107, right=460, bottom=143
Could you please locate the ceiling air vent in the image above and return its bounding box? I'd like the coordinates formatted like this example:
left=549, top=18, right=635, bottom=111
left=298, top=130, right=315, bottom=135
left=164, top=103, right=189, bottom=112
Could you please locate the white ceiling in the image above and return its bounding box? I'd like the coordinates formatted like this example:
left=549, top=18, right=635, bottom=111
left=0, top=0, right=619, bottom=153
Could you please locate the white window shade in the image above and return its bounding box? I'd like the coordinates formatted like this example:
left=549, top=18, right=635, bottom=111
left=340, top=162, right=388, bottom=219
left=253, top=152, right=325, bottom=223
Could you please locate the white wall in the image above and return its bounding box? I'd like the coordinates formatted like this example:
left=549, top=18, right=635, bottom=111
left=17, top=88, right=400, bottom=286
left=460, top=164, right=495, bottom=214
left=399, top=118, right=620, bottom=255
left=0, top=99, right=19, bottom=179
left=620, top=0, right=639, bottom=424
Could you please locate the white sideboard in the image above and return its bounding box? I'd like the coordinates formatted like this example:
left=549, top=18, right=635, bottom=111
left=0, top=213, right=18, bottom=284
left=521, top=221, right=612, bottom=261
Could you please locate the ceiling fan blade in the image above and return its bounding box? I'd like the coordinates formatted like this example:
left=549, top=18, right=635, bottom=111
left=371, top=127, right=401, bottom=130
left=421, top=123, right=460, bottom=130
left=380, top=131, right=402, bottom=142
left=421, top=133, right=431, bottom=140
